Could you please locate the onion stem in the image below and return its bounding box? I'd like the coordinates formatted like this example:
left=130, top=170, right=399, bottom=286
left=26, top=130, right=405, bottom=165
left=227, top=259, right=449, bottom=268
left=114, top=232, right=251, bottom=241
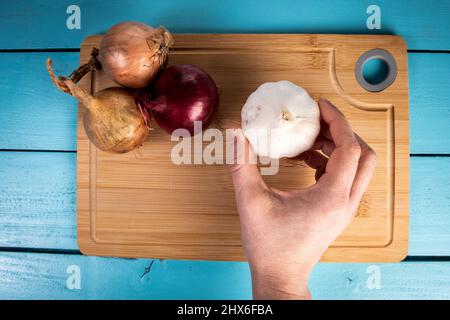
left=46, top=59, right=93, bottom=109
left=45, top=48, right=100, bottom=94
left=67, top=48, right=101, bottom=83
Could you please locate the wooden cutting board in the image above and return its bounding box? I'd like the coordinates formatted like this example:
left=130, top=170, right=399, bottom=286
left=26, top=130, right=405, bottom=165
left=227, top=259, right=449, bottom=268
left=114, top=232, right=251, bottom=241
left=77, top=34, right=409, bottom=262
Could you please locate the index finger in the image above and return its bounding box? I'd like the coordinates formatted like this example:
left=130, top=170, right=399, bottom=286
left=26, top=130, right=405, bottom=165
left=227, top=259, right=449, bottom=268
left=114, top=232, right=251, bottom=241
left=316, top=99, right=361, bottom=195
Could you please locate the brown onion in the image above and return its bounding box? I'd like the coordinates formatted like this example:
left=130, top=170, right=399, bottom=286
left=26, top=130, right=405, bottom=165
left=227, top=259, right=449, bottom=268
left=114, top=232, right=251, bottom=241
left=46, top=59, right=149, bottom=153
left=99, top=22, right=174, bottom=88
left=64, top=21, right=174, bottom=89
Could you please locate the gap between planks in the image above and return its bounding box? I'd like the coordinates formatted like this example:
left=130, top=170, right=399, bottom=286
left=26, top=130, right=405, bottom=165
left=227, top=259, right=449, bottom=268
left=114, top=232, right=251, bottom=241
left=1, top=246, right=450, bottom=262
left=0, top=247, right=80, bottom=255
left=1, top=149, right=450, bottom=157
left=0, top=149, right=76, bottom=153
left=0, top=48, right=449, bottom=54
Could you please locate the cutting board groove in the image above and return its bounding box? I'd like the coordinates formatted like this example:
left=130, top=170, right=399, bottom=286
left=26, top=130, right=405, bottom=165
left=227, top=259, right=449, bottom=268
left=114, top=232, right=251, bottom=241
left=78, top=34, right=409, bottom=261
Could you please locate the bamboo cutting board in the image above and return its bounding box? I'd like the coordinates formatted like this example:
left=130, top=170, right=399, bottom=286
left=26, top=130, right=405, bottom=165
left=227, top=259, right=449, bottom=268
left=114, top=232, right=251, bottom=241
left=77, top=34, right=409, bottom=262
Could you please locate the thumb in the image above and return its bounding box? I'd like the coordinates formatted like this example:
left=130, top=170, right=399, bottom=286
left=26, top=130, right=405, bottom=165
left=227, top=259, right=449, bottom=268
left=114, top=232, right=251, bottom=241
left=228, top=129, right=266, bottom=198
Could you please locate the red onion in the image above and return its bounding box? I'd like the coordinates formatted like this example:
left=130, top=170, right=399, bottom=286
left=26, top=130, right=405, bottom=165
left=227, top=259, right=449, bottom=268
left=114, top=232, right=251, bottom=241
left=138, top=64, right=219, bottom=135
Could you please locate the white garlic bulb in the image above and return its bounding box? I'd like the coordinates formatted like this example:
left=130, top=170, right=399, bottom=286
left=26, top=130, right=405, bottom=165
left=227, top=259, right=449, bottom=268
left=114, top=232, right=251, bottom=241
left=241, top=80, right=320, bottom=159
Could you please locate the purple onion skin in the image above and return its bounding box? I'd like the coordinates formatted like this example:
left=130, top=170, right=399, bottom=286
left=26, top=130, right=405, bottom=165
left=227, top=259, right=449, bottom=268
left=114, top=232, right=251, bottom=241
left=140, top=64, right=219, bottom=135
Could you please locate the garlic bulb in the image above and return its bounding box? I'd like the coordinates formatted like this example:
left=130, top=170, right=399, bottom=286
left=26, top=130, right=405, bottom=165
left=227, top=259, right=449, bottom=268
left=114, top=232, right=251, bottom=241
left=241, top=80, right=320, bottom=159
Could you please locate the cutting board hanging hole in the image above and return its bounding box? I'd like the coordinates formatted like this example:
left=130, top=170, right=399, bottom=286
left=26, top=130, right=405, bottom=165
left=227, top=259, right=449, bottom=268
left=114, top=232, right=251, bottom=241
left=355, top=48, right=397, bottom=92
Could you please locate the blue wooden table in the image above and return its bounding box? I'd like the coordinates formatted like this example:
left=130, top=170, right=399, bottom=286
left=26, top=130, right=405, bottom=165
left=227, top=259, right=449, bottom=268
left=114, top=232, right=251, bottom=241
left=1, top=0, right=450, bottom=299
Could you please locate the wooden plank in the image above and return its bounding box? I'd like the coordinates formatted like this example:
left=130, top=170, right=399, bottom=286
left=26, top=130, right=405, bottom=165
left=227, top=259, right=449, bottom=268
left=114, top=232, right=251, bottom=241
left=0, top=52, right=448, bottom=153
left=0, top=153, right=448, bottom=255
left=311, top=262, right=450, bottom=299
left=0, top=52, right=79, bottom=151
left=409, top=156, right=450, bottom=256
left=0, top=1, right=450, bottom=50
left=0, top=152, right=76, bottom=250
left=77, top=34, right=409, bottom=262
left=0, top=55, right=446, bottom=255
left=0, top=251, right=449, bottom=299
left=409, top=53, right=450, bottom=154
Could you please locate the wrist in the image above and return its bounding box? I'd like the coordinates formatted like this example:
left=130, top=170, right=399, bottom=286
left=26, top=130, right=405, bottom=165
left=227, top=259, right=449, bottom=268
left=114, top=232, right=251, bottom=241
left=249, top=263, right=313, bottom=300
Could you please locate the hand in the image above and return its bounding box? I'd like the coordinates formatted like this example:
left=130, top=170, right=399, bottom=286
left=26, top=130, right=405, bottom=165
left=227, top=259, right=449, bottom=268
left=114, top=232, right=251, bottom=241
left=229, top=99, right=377, bottom=299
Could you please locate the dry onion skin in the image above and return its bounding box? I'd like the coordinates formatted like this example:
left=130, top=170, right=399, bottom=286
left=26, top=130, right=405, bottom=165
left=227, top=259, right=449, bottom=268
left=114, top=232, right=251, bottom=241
left=99, top=21, right=174, bottom=88
left=63, top=21, right=174, bottom=89
left=46, top=59, right=149, bottom=154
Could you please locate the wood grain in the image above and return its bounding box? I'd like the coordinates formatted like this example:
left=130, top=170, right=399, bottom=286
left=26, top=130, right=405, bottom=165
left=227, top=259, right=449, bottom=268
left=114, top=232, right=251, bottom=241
left=0, top=52, right=79, bottom=151
left=0, top=152, right=76, bottom=249
left=77, top=34, right=409, bottom=261
left=409, top=53, right=450, bottom=154
left=1, top=1, right=450, bottom=50
left=0, top=1, right=447, bottom=300
left=0, top=52, right=446, bottom=153
left=409, top=156, right=450, bottom=255
left=1, top=252, right=450, bottom=299
left=0, top=153, right=447, bottom=254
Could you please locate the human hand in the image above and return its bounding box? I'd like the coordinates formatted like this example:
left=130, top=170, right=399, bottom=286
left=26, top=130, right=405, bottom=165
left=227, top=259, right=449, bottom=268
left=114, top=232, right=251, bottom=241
left=229, top=99, right=377, bottom=299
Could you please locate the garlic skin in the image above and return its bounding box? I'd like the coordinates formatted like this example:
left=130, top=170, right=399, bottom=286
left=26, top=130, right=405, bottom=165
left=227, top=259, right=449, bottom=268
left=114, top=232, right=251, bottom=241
left=241, top=80, right=320, bottom=159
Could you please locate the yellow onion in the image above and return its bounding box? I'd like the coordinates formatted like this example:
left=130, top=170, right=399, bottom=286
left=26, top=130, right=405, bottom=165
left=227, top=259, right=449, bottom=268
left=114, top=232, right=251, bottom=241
left=63, top=21, right=174, bottom=89
left=46, top=59, right=149, bottom=153
left=98, top=21, right=174, bottom=88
